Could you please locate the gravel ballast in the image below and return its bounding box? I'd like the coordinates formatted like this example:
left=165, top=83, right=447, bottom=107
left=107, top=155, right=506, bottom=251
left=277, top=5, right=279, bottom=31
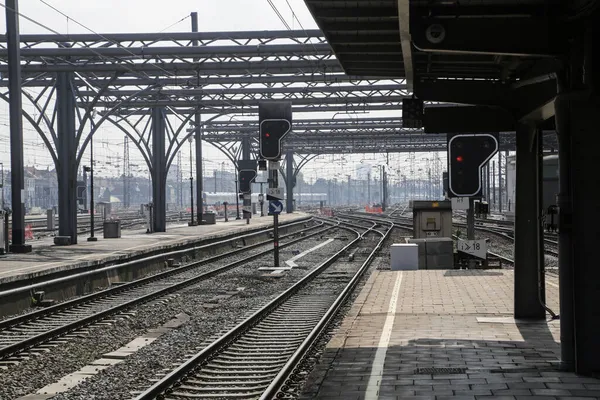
left=0, top=228, right=352, bottom=400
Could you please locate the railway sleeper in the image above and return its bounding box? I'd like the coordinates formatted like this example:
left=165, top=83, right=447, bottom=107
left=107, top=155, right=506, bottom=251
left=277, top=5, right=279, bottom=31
left=177, top=384, right=268, bottom=392
left=186, top=378, right=273, bottom=386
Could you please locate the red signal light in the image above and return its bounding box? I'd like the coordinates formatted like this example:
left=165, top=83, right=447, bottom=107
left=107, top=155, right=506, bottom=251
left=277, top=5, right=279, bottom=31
left=456, top=156, right=464, bottom=162
left=265, top=133, right=270, bottom=137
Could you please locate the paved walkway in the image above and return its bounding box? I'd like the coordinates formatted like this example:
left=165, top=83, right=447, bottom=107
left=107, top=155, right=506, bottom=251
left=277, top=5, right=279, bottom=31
left=300, top=270, right=600, bottom=399
left=0, top=213, right=307, bottom=285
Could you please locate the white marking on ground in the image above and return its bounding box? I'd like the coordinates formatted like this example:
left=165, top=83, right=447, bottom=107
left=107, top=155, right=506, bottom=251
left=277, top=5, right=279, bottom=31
left=21, top=313, right=190, bottom=398
left=258, top=238, right=334, bottom=274
left=364, top=271, right=403, bottom=400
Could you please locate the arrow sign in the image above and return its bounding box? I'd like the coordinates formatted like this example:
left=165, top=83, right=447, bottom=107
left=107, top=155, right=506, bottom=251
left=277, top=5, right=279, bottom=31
left=457, top=239, right=487, bottom=259
left=268, top=200, right=283, bottom=214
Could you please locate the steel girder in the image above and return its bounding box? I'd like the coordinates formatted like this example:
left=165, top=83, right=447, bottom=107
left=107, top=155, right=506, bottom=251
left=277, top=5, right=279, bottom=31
left=0, top=59, right=343, bottom=75
left=0, top=73, right=391, bottom=88
left=201, top=130, right=558, bottom=155
left=0, top=29, right=325, bottom=47
left=101, top=103, right=404, bottom=117
left=0, top=30, right=331, bottom=75
left=82, top=94, right=406, bottom=109
left=75, top=83, right=408, bottom=99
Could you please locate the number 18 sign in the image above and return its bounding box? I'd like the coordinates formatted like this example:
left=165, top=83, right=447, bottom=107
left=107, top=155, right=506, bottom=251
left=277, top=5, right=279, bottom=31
left=457, top=239, right=487, bottom=259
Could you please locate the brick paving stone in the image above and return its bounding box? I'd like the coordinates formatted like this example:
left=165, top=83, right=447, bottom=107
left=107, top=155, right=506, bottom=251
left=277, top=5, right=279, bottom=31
left=296, top=270, right=600, bottom=399
left=475, top=397, right=517, bottom=400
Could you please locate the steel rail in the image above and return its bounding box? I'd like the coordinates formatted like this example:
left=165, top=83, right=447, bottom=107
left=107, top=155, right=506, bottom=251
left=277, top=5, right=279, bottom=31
left=261, top=218, right=394, bottom=398
left=134, top=222, right=371, bottom=399
left=0, top=219, right=336, bottom=360
left=0, top=217, right=311, bottom=300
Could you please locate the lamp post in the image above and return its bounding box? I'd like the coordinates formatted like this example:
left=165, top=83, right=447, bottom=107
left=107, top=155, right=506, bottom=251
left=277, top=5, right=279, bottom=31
left=0, top=162, right=4, bottom=211
left=0, top=162, right=6, bottom=253
left=258, top=193, right=264, bottom=217
left=188, top=136, right=196, bottom=226
left=235, top=179, right=241, bottom=219
left=87, top=111, right=98, bottom=242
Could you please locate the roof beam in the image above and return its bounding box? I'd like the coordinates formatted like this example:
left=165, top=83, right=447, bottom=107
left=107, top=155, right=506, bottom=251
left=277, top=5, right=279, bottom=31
left=82, top=94, right=406, bottom=108
left=423, top=106, right=515, bottom=133
left=0, top=43, right=332, bottom=59
left=415, top=80, right=510, bottom=107
left=0, top=29, right=323, bottom=43
left=397, top=0, right=414, bottom=91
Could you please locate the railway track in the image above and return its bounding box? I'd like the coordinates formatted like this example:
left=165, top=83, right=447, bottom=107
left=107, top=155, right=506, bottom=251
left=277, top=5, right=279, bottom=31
left=26, top=211, right=189, bottom=237
left=133, top=220, right=393, bottom=399
left=0, top=219, right=335, bottom=364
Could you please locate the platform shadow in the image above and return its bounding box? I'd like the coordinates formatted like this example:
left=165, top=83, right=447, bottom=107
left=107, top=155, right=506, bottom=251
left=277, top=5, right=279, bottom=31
left=297, top=322, right=582, bottom=400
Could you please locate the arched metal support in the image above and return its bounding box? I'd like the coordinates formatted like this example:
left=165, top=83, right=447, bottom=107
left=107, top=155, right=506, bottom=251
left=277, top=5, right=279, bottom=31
left=0, top=91, right=58, bottom=166
left=278, top=152, right=318, bottom=212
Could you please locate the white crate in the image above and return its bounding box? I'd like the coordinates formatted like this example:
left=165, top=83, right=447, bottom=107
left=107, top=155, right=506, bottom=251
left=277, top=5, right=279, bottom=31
left=390, top=243, right=418, bottom=271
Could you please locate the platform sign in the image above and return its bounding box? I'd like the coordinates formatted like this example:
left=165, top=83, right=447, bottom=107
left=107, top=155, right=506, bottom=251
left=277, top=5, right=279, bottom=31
left=267, top=187, right=284, bottom=201
left=242, top=205, right=252, bottom=213
left=269, top=200, right=283, bottom=214
left=451, top=197, right=470, bottom=210
left=457, top=239, right=487, bottom=259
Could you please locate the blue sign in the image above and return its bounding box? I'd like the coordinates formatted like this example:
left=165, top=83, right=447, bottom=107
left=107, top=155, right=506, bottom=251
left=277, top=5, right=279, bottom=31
left=269, top=200, right=283, bottom=214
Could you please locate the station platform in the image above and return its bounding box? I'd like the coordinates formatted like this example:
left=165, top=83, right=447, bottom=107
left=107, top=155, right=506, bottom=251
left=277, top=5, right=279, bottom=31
left=0, top=213, right=308, bottom=286
left=301, top=269, right=600, bottom=399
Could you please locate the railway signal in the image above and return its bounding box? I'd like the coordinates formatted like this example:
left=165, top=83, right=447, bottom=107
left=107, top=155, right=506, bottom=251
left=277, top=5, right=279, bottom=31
left=258, top=101, right=292, bottom=269
left=259, top=102, right=292, bottom=161
left=238, top=169, right=256, bottom=193
left=259, top=119, right=291, bottom=160
left=447, top=133, right=499, bottom=197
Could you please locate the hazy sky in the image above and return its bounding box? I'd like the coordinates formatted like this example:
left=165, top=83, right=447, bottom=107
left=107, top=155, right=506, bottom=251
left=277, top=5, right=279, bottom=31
left=0, top=0, right=441, bottom=185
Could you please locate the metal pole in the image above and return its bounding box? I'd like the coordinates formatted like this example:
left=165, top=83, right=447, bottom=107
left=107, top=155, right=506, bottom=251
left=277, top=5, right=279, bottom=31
left=367, top=172, right=371, bottom=205
left=0, top=162, right=6, bottom=252
left=492, top=161, right=496, bottom=210
left=87, top=134, right=97, bottom=241
left=189, top=138, right=196, bottom=226
left=467, top=197, right=475, bottom=240
left=269, top=161, right=280, bottom=268
left=191, top=12, right=204, bottom=221
left=486, top=163, right=491, bottom=203
left=235, top=179, right=240, bottom=219
left=504, top=149, right=509, bottom=209
left=347, top=175, right=351, bottom=205
left=498, top=153, right=503, bottom=212
left=0, top=162, right=4, bottom=212
left=5, top=0, right=30, bottom=252
left=286, top=151, right=294, bottom=213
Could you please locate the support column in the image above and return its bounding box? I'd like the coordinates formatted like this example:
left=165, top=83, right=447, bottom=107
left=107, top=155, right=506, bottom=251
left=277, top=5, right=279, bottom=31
left=514, top=123, right=545, bottom=319
left=241, top=138, right=252, bottom=222
left=56, top=72, right=78, bottom=245
left=5, top=0, right=31, bottom=252
left=191, top=12, right=204, bottom=221
left=555, top=92, right=600, bottom=375
left=151, top=107, right=167, bottom=232
left=286, top=151, right=294, bottom=213
left=367, top=173, right=371, bottom=205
